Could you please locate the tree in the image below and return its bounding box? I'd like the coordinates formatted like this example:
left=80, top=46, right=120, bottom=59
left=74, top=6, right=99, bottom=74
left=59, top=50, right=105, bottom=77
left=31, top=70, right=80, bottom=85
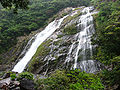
left=0, top=0, right=29, bottom=13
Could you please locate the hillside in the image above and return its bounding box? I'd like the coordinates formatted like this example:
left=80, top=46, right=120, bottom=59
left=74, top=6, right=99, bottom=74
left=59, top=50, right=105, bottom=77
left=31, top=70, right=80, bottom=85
left=0, top=0, right=90, bottom=72
left=0, top=0, right=120, bottom=90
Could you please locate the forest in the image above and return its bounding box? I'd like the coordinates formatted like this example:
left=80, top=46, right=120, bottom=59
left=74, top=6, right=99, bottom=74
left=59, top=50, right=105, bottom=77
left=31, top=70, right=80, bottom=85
left=92, top=0, right=120, bottom=89
left=0, top=0, right=120, bottom=90
left=0, top=0, right=90, bottom=54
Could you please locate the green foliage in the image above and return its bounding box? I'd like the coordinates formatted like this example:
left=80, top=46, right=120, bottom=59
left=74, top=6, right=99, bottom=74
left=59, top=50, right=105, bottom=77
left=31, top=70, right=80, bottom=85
left=0, top=0, right=29, bottom=13
left=10, top=73, right=17, bottom=80
left=100, top=56, right=120, bottom=86
left=63, top=24, right=77, bottom=35
left=35, top=69, right=104, bottom=90
left=63, top=11, right=82, bottom=24
left=28, top=39, right=51, bottom=72
left=17, top=72, right=33, bottom=81
left=67, top=69, right=104, bottom=90
left=35, top=70, right=70, bottom=90
left=92, top=0, right=120, bottom=64
left=92, top=0, right=120, bottom=88
left=0, top=0, right=91, bottom=55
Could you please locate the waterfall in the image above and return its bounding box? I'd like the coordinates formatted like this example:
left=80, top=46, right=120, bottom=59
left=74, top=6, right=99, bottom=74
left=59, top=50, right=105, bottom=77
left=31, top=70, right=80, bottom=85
left=12, top=15, right=68, bottom=73
left=65, top=7, right=100, bottom=73
left=12, top=6, right=101, bottom=74
left=74, top=7, right=95, bottom=68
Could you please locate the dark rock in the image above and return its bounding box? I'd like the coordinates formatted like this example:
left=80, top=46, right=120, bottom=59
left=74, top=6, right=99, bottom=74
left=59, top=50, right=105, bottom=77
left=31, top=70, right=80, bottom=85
left=8, top=81, right=20, bottom=90
left=20, top=78, right=35, bottom=90
left=0, top=82, right=8, bottom=90
left=2, top=72, right=10, bottom=79
left=116, top=85, right=120, bottom=90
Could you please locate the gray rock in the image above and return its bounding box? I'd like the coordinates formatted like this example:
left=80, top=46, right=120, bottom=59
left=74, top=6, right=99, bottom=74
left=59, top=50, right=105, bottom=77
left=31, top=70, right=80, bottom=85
left=0, top=82, right=8, bottom=90
left=20, top=78, right=35, bottom=90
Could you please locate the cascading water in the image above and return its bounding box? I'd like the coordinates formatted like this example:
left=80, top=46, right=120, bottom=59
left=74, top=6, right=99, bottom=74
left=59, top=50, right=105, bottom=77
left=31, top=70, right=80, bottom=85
left=12, top=15, right=68, bottom=73
left=74, top=7, right=95, bottom=69
left=65, top=7, right=100, bottom=73
left=12, top=6, right=101, bottom=74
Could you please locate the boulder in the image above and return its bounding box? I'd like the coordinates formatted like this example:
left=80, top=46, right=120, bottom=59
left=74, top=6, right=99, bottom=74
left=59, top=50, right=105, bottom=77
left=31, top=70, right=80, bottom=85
left=2, top=73, right=10, bottom=79
left=0, top=82, right=8, bottom=90
left=20, top=78, right=35, bottom=90
left=8, top=81, right=20, bottom=90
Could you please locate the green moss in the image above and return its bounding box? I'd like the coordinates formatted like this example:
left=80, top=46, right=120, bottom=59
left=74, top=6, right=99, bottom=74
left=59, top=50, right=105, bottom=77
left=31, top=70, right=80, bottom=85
left=63, top=10, right=82, bottom=24
left=73, top=7, right=85, bottom=11
left=72, top=11, right=82, bottom=19
left=63, top=24, right=77, bottom=35
left=61, top=12, right=68, bottom=17
left=57, top=34, right=64, bottom=38
left=53, top=39, right=62, bottom=46
left=28, top=39, right=52, bottom=72
left=63, top=16, right=73, bottom=24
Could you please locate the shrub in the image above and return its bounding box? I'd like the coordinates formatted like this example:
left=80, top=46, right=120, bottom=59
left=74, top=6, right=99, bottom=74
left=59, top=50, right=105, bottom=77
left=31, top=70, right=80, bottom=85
left=35, top=69, right=104, bottom=90
left=67, top=69, right=104, bottom=90
left=35, top=70, right=70, bottom=90
left=17, top=72, right=33, bottom=81
left=10, top=73, right=17, bottom=80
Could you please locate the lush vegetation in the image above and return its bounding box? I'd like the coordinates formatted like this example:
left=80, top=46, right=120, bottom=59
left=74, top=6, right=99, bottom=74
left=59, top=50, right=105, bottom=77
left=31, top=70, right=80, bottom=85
left=35, top=69, right=104, bottom=90
left=28, top=39, right=51, bottom=73
left=0, top=0, right=91, bottom=54
left=1, top=0, right=120, bottom=89
left=91, top=0, right=120, bottom=89
left=0, top=0, right=29, bottom=13
left=9, top=70, right=104, bottom=89
left=63, top=24, right=78, bottom=35
left=10, top=72, right=33, bottom=81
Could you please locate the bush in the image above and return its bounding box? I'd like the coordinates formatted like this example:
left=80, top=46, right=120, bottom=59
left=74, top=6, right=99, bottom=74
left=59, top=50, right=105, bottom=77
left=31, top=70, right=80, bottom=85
left=35, top=69, right=104, bottom=90
left=10, top=73, right=17, bottom=80
left=67, top=69, right=104, bottom=90
left=17, top=72, right=33, bottom=81
left=35, top=70, right=69, bottom=90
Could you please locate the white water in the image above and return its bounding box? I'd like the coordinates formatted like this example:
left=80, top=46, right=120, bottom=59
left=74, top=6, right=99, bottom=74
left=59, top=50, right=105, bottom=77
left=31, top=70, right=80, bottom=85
left=73, top=7, right=95, bottom=69
left=64, top=7, right=100, bottom=73
left=12, top=16, right=67, bottom=73
left=65, top=42, right=75, bottom=63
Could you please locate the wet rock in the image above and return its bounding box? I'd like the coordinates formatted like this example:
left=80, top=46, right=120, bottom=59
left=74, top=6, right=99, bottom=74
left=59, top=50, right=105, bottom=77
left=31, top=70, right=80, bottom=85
left=0, top=82, right=8, bottom=90
left=20, top=78, right=35, bottom=90
left=2, top=72, right=10, bottom=79
left=8, top=81, right=20, bottom=89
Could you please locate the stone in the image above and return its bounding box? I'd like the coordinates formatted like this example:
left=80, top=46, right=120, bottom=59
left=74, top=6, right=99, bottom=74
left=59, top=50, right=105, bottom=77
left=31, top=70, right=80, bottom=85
left=7, top=81, right=20, bottom=90
left=2, top=73, right=10, bottom=79
left=20, top=78, right=35, bottom=90
left=0, top=82, right=8, bottom=90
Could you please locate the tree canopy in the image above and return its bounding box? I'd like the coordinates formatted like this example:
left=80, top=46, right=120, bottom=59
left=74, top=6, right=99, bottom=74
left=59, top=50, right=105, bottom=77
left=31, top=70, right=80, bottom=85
left=0, top=0, right=29, bottom=13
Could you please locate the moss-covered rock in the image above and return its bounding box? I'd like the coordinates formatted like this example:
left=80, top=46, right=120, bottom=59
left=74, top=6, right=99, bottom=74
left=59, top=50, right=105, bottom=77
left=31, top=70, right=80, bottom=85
left=28, top=39, right=52, bottom=73
left=63, top=24, right=78, bottom=35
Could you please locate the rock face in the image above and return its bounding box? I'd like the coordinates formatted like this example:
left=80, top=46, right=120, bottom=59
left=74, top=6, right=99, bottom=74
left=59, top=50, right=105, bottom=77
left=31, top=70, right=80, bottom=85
left=26, top=6, right=102, bottom=75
